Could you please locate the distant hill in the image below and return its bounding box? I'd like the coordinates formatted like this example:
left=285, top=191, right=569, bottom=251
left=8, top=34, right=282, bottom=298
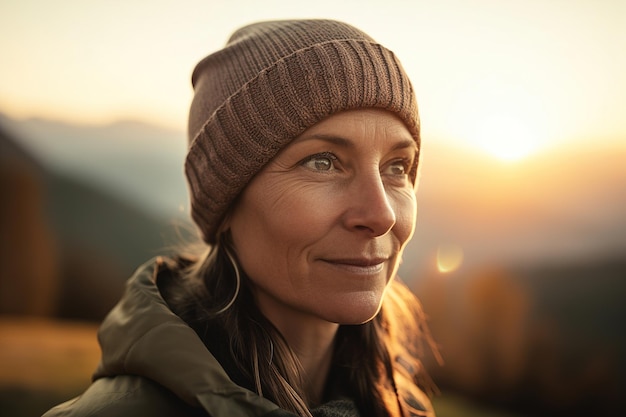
left=44, top=167, right=193, bottom=320
left=413, top=255, right=626, bottom=417
left=2, top=113, right=625, bottom=282
left=0, top=121, right=194, bottom=320
left=2, top=114, right=624, bottom=416
left=404, top=137, right=626, bottom=278
left=2, top=113, right=625, bottom=306
left=0, top=113, right=189, bottom=220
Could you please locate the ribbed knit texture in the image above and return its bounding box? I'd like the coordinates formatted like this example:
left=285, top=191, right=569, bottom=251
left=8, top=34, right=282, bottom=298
left=186, top=19, right=420, bottom=243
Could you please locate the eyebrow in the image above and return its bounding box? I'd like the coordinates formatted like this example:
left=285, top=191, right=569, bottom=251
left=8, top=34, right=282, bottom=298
left=301, top=134, right=418, bottom=152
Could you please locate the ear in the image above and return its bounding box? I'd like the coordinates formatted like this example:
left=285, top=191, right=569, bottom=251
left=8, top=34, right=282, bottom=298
left=216, top=211, right=233, bottom=236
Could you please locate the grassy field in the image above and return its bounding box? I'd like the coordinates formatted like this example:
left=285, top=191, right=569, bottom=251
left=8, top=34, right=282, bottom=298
left=0, top=317, right=99, bottom=416
left=0, top=317, right=528, bottom=417
left=432, top=395, right=527, bottom=417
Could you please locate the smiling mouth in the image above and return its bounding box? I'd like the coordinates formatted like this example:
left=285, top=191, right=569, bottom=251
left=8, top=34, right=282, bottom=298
left=321, top=258, right=387, bottom=275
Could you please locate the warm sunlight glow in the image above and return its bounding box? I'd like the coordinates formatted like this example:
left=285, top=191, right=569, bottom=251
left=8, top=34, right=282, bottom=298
left=2, top=1, right=625, bottom=146
left=467, top=113, right=541, bottom=161
left=437, top=244, right=464, bottom=273
left=447, top=78, right=553, bottom=162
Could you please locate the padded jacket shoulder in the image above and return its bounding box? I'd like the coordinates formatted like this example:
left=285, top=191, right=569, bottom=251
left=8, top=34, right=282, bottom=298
left=41, top=258, right=289, bottom=417
left=43, top=375, right=206, bottom=417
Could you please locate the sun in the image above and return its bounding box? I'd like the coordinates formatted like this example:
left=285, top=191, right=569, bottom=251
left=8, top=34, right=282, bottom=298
left=467, top=112, right=541, bottom=161
left=446, top=78, right=551, bottom=162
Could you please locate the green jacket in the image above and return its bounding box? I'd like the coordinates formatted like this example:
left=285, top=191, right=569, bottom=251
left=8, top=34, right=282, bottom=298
left=43, top=258, right=295, bottom=417
left=43, top=257, right=433, bottom=417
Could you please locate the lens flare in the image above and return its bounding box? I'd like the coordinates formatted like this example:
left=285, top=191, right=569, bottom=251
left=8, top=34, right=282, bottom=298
left=437, top=244, right=464, bottom=273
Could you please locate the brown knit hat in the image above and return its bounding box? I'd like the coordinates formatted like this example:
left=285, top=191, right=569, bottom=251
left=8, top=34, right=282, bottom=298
left=186, top=19, right=420, bottom=243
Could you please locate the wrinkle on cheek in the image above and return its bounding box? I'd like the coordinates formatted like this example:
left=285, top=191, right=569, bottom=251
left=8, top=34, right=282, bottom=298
left=249, top=179, right=320, bottom=299
left=283, top=245, right=309, bottom=297
left=260, top=182, right=302, bottom=216
left=257, top=177, right=329, bottom=217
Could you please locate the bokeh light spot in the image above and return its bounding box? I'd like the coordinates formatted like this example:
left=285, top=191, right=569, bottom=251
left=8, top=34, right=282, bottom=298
left=437, top=244, right=464, bottom=273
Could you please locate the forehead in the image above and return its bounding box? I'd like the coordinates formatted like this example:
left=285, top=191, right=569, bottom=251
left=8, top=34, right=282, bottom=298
left=292, top=108, right=416, bottom=149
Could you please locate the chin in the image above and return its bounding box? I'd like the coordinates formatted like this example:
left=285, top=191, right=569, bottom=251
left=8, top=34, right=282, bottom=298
left=325, top=294, right=384, bottom=325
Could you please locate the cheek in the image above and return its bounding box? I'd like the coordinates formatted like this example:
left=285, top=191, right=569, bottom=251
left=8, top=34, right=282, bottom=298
left=257, top=180, right=339, bottom=239
left=229, top=180, right=332, bottom=273
left=229, top=197, right=290, bottom=294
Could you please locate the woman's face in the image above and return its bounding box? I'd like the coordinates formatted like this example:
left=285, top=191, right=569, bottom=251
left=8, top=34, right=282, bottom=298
left=228, top=109, right=418, bottom=326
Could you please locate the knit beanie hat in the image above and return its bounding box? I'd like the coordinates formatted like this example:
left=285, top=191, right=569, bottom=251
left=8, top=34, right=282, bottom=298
left=186, top=19, right=420, bottom=244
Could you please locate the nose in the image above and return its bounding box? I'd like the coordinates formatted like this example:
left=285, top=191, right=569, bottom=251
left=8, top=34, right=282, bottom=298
left=343, top=171, right=396, bottom=237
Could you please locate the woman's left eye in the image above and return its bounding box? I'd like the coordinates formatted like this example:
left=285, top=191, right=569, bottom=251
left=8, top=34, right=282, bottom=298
left=383, top=159, right=409, bottom=176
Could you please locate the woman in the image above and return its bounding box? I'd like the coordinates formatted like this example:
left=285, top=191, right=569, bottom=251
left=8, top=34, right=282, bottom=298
left=44, top=19, right=438, bottom=417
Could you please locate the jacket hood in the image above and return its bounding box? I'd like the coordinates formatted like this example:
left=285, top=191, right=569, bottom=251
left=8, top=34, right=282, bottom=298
left=93, top=257, right=288, bottom=417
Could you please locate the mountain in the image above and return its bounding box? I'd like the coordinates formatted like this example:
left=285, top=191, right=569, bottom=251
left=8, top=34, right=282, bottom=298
left=403, top=138, right=626, bottom=279
left=44, top=167, right=193, bottom=320
left=0, top=113, right=189, bottom=220
left=0, top=118, right=193, bottom=320
left=2, top=114, right=624, bottom=415
left=3, top=113, right=624, bottom=282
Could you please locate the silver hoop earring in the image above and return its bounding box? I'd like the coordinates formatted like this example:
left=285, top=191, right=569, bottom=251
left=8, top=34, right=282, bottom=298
left=215, top=248, right=241, bottom=315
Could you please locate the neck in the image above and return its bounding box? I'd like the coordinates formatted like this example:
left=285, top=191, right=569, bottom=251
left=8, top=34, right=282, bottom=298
left=287, top=320, right=338, bottom=405
left=259, top=303, right=339, bottom=405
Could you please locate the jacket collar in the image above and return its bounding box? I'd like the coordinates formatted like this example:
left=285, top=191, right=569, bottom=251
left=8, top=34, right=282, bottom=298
left=94, top=257, right=289, bottom=417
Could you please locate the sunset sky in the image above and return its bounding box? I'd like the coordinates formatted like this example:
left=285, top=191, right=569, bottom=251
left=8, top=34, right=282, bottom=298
left=1, top=6, right=624, bottom=415
left=1, top=0, right=625, bottom=161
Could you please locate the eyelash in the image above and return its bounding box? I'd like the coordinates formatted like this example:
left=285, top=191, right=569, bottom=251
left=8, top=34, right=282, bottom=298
left=386, top=158, right=413, bottom=176
left=299, top=153, right=413, bottom=177
left=300, top=152, right=338, bottom=171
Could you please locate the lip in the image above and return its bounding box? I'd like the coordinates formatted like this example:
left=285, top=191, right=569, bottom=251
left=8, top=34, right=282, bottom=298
left=320, top=257, right=388, bottom=275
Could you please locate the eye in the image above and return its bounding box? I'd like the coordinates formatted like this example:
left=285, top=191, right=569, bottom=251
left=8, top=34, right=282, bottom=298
left=300, top=152, right=337, bottom=172
left=383, top=159, right=410, bottom=176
